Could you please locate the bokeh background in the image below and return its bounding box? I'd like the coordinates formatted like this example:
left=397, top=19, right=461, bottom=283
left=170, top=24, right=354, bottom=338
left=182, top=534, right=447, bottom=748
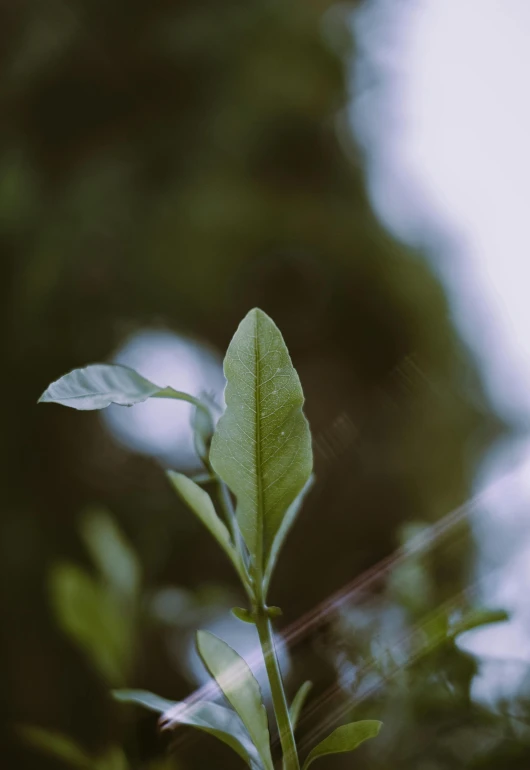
left=2, top=1, right=530, bottom=768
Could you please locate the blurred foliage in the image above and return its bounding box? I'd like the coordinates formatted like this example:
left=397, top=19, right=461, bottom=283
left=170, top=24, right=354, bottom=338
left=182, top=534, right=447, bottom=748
left=18, top=511, right=185, bottom=769
left=302, top=522, right=530, bottom=770
left=0, top=0, right=523, bottom=768
left=49, top=509, right=140, bottom=687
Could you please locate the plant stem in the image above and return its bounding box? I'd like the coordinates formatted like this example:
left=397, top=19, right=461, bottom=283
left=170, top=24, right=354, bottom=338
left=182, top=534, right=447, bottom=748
left=255, top=608, right=300, bottom=770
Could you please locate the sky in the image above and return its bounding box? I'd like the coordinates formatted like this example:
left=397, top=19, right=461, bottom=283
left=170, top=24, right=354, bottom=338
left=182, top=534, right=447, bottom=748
left=354, top=0, right=530, bottom=422
left=352, top=0, right=530, bottom=701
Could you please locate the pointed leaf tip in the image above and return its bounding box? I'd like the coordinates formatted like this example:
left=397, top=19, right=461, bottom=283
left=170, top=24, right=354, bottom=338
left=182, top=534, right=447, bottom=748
left=289, top=681, right=313, bottom=731
left=39, top=363, right=209, bottom=415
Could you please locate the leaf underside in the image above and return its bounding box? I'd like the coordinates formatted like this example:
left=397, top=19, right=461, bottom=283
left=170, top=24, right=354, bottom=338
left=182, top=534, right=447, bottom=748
left=196, top=630, right=274, bottom=770
left=210, top=308, right=312, bottom=572
left=38, top=364, right=162, bottom=409
left=113, top=689, right=260, bottom=768
left=38, top=363, right=203, bottom=412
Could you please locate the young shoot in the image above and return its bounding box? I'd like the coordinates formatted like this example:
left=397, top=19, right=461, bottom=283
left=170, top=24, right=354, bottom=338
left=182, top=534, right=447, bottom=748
left=39, top=308, right=382, bottom=770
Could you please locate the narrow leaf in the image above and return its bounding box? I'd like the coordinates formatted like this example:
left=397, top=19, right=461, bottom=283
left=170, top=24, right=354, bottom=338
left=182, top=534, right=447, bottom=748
left=210, top=308, right=312, bottom=574
left=302, top=721, right=382, bottom=770
left=450, top=608, right=509, bottom=639
left=282, top=682, right=313, bottom=770
left=167, top=471, right=246, bottom=583
left=263, top=475, right=314, bottom=595
left=196, top=630, right=274, bottom=770
left=38, top=363, right=206, bottom=412
left=289, top=682, right=313, bottom=731
left=17, top=726, right=92, bottom=769
left=112, top=689, right=175, bottom=714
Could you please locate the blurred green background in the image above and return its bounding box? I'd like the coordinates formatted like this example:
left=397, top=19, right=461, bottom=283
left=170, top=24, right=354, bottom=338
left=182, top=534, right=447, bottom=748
left=1, top=1, right=526, bottom=769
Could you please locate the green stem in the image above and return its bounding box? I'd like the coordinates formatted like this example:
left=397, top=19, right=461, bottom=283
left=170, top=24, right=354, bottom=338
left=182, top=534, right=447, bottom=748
left=153, top=387, right=211, bottom=417
left=255, top=608, right=300, bottom=770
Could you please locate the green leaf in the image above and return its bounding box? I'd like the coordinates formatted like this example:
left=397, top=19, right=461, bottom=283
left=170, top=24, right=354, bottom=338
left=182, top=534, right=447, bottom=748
left=162, top=700, right=262, bottom=769
left=113, top=690, right=261, bottom=769
left=289, top=682, right=313, bottom=731
left=112, top=689, right=176, bottom=713
left=166, top=471, right=246, bottom=583
left=210, top=308, right=312, bottom=575
left=450, top=608, right=509, bottom=639
left=17, top=725, right=92, bottom=768
left=49, top=563, right=129, bottom=685
left=302, top=721, right=382, bottom=769
left=232, top=607, right=255, bottom=623
left=38, top=363, right=206, bottom=412
left=282, top=683, right=313, bottom=770
left=80, top=509, right=140, bottom=599
left=196, top=630, right=274, bottom=770
left=263, top=475, right=314, bottom=595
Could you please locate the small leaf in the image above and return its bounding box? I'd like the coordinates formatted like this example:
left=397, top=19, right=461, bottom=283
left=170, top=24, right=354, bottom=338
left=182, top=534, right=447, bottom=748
left=282, top=683, right=313, bottom=770
left=263, top=475, right=314, bottom=595
left=289, top=682, right=313, bottom=731
left=38, top=363, right=206, bottom=412
left=112, top=689, right=176, bottom=713
left=266, top=606, right=283, bottom=619
left=196, top=630, right=274, bottom=770
left=232, top=607, right=255, bottom=623
left=166, top=471, right=246, bottom=583
left=210, top=308, right=313, bottom=576
left=113, top=689, right=261, bottom=769
left=302, top=721, right=382, bottom=770
left=17, top=725, right=92, bottom=768
left=450, top=608, right=509, bottom=639
left=80, top=509, right=140, bottom=599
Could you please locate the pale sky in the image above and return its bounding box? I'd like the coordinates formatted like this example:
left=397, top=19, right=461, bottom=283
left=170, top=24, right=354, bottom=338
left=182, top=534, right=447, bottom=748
left=353, top=0, right=530, bottom=700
